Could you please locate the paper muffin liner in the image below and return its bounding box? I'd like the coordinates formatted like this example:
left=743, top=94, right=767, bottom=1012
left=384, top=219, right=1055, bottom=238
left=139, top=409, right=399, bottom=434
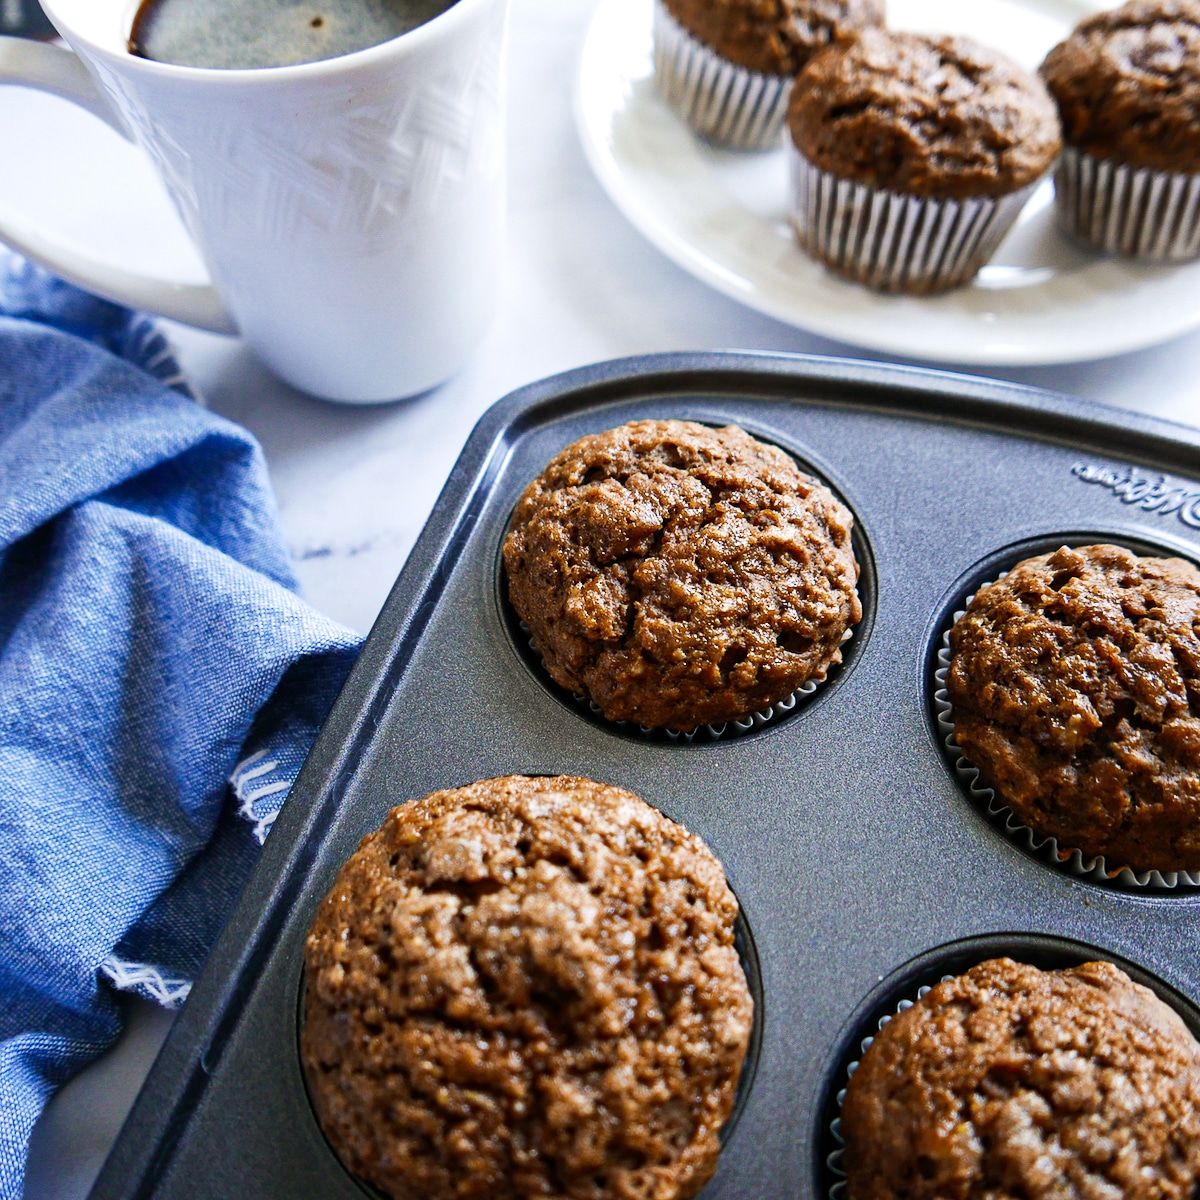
left=652, top=0, right=791, bottom=152
left=789, top=146, right=1041, bottom=294
left=933, top=577, right=1200, bottom=890
left=520, top=620, right=854, bottom=743
left=825, top=980, right=950, bottom=1198
left=1055, top=145, right=1200, bottom=262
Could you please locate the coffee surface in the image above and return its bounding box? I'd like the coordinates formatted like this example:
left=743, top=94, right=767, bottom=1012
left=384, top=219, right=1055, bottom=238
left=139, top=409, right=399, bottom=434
left=131, top=0, right=456, bottom=69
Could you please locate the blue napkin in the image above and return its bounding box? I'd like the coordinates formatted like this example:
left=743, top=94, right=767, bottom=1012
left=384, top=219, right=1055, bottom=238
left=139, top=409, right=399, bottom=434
left=0, top=252, right=362, bottom=1198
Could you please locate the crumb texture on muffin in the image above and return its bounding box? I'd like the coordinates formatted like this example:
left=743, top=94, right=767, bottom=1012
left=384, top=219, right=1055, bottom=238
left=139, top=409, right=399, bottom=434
left=842, top=957, right=1200, bottom=1200
left=660, top=0, right=884, bottom=77
left=788, top=28, right=1062, bottom=198
left=503, top=419, right=861, bottom=731
left=1041, top=0, right=1200, bottom=173
left=302, top=775, right=754, bottom=1200
left=947, top=544, right=1200, bottom=873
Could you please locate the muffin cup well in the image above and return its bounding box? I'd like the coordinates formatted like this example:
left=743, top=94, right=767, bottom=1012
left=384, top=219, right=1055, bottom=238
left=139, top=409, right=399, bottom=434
left=821, top=937, right=1200, bottom=1198
left=519, top=618, right=853, bottom=743
left=652, top=0, right=791, bottom=152
left=824, top=982, right=944, bottom=1199
left=933, top=579, right=1200, bottom=891
left=1055, top=145, right=1200, bottom=262
left=789, top=146, right=1041, bottom=294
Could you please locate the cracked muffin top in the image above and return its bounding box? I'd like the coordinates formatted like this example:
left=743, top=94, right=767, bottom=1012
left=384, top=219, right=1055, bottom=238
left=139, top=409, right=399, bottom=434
left=301, top=775, right=754, bottom=1200
left=842, top=957, right=1200, bottom=1200
left=660, top=0, right=885, bottom=77
left=788, top=28, right=1062, bottom=199
left=946, top=544, right=1200, bottom=874
left=502, top=420, right=861, bottom=731
left=1041, top=0, right=1200, bottom=173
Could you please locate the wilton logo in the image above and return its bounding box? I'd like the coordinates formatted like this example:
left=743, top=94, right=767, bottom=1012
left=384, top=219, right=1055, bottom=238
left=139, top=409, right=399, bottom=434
left=1072, top=463, right=1200, bottom=528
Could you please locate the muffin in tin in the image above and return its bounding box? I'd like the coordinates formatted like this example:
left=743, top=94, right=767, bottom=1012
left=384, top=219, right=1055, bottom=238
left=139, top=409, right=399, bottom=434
left=787, top=29, right=1062, bottom=293
left=653, top=0, right=885, bottom=150
left=503, top=419, right=862, bottom=733
left=302, top=774, right=753, bottom=1200
left=946, top=544, right=1200, bottom=875
left=841, top=957, right=1200, bottom=1200
left=1041, top=0, right=1200, bottom=261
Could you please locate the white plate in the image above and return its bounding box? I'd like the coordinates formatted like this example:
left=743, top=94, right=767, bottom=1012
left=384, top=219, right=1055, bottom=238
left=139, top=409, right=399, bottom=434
left=575, top=0, right=1200, bottom=366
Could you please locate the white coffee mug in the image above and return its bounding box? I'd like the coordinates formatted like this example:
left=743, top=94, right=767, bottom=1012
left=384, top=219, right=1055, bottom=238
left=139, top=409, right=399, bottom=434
left=0, top=0, right=508, bottom=402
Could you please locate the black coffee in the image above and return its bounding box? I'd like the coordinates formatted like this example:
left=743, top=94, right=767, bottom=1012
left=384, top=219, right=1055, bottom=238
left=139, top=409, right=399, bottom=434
left=130, top=0, right=456, bottom=69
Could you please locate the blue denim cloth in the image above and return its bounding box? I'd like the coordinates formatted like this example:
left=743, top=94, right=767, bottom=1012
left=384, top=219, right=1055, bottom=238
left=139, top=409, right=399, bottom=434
left=0, top=252, right=362, bottom=1198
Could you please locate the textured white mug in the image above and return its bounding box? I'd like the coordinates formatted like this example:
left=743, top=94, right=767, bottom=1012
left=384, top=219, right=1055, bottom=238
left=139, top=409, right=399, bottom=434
left=0, top=0, right=508, bottom=401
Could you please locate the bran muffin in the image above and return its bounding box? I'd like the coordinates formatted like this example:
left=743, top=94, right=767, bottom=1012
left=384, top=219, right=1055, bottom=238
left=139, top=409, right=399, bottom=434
left=653, top=0, right=885, bottom=150
left=946, top=544, right=1200, bottom=874
left=841, top=957, right=1200, bottom=1200
left=790, top=30, right=1061, bottom=200
left=502, top=420, right=861, bottom=732
left=301, top=775, right=754, bottom=1200
left=1041, top=1, right=1200, bottom=259
left=1042, top=1, right=1200, bottom=175
left=787, top=29, right=1062, bottom=292
left=662, top=0, right=884, bottom=77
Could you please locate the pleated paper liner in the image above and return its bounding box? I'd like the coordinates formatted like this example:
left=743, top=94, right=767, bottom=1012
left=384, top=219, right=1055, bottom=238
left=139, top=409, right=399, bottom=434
left=519, top=619, right=854, bottom=744
left=933, top=583, right=1200, bottom=891
left=789, top=146, right=1041, bottom=294
left=825, top=979, right=951, bottom=1200
left=652, top=0, right=791, bottom=152
left=1055, top=145, right=1200, bottom=262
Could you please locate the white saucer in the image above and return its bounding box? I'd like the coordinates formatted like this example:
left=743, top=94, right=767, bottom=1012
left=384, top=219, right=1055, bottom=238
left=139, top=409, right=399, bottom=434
left=575, top=0, right=1200, bottom=366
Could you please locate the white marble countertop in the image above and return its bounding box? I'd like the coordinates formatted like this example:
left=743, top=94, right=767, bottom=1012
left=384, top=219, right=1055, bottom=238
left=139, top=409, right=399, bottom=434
left=9, top=0, right=1200, bottom=1194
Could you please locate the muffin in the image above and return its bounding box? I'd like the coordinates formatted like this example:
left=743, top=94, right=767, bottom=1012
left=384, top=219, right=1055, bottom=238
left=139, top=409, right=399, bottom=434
left=301, top=775, right=754, bottom=1200
left=787, top=29, right=1062, bottom=293
left=946, top=544, right=1200, bottom=875
left=841, top=957, right=1200, bottom=1200
left=653, top=0, right=885, bottom=150
left=1041, top=1, right=1200, bottom=261
left=503, top=420, right=861, bottom=732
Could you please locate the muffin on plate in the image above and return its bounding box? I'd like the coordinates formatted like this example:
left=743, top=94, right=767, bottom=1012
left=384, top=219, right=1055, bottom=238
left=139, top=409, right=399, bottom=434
left=503, top=419, right=861, bottom=732
left=653, top=0, right=885, bottom=150
left=787, top=29, right=1062, bottom=293
left=841, top=957, right=1200, bottom=1200
left=946, top=544, right=1200, bottom=875
left=302, top=774, right=753, bottom=1200
left=1041, top=0, right=1200, bottom=260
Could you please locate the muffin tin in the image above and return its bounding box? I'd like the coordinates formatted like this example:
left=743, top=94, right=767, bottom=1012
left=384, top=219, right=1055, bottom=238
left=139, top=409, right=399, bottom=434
left=90, top=352, right=1200, bottom=1200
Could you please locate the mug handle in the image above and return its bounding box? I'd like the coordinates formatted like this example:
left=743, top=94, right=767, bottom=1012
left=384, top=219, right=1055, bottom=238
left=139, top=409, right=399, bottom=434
left=0, top=36, right=237, bottom=334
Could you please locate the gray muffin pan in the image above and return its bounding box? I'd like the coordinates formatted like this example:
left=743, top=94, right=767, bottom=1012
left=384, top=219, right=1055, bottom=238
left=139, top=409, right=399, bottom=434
left=90, top=352, right=1200, bottom=1200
